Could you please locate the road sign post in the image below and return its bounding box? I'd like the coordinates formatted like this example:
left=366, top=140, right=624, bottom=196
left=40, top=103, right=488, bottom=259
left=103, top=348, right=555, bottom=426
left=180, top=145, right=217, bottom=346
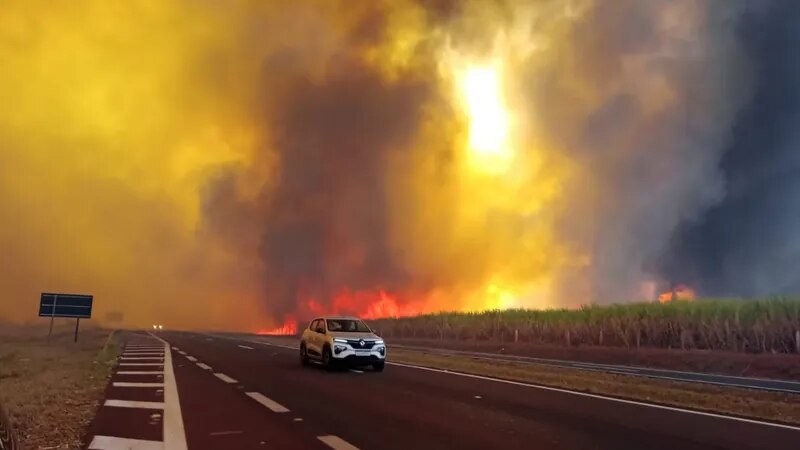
left=39, top=293, right=93, bottom=343
left=47, top=294, right=58, bottom=341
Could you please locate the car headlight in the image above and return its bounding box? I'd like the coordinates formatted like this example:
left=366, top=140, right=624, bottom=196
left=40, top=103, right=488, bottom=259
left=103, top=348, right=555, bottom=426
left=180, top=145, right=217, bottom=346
left=374, top=340, right=384, bottom=345
left=333, top=338, right=349, bottom=343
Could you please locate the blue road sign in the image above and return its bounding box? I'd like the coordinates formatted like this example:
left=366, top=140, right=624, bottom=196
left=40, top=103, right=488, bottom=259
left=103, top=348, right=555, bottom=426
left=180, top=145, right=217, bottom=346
left=39, top=293, right=93, bottom=318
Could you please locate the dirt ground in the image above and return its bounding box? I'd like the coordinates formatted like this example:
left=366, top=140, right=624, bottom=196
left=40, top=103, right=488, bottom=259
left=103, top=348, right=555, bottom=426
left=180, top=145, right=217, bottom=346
left=0, top=323, right=118, bottom=449
left=387, top=338, right=800, bottom=381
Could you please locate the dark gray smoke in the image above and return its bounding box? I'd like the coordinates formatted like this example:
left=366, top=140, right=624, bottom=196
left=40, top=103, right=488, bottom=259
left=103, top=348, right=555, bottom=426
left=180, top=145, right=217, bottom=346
left=660, top=1, right=800, bottom=297
left=202, top=58, right=431, bottom=317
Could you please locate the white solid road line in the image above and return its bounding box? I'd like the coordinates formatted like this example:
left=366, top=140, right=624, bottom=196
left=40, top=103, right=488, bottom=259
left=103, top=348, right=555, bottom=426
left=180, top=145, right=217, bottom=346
left=245, top=392, right=290, bottom=413
left=214, top=373, right=237, bottom=383
left=186, top=356, right=197, bottom=362
left=387, top=361, right=800, bottom=432
left=149, top=333, right=189, bottom=450
left=237, top=345, right=254, bottom=350
left=196, top=363, right=212, bottom=371
left=113, top=382, right=165, bottom=388
left=117, top=371, right=164, bottom=375
left=317, top=435, right=361, bottom=450
left=123, top=352, right=164, bottom=356
left=88, top=435, right=164, bottom=450
left=105, top=399, right=165, bottom=409
left=121, top=357, right=164, bottom=360
left=126, top=347, right=162, bottom=350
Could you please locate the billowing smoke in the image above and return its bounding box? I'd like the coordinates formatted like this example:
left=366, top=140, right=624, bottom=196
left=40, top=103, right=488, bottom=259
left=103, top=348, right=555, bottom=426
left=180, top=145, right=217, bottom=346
left=660, top=1, right=800, bottom=297
left=0, top=0, right=790, bottom=330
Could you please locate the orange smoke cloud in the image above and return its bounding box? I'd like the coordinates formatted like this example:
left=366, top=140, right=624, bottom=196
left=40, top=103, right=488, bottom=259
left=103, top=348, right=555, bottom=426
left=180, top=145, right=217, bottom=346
left=0, top=0, right=749, bottom=332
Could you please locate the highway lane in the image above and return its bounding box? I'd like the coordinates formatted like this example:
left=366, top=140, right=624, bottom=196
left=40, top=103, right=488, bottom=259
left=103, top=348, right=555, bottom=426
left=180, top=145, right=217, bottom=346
left=161, top=331, right=799, bottom=450
left=386, top=345, right=800, bottom=394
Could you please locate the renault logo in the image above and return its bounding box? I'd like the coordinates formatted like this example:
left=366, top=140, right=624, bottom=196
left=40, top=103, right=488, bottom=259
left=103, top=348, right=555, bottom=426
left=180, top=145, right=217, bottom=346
left=359, top=340, right=365, bottom=347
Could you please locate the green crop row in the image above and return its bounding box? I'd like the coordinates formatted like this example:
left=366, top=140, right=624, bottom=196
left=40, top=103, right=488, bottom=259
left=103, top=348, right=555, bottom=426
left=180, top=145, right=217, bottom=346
left=368, top=297, right=800, bottom=353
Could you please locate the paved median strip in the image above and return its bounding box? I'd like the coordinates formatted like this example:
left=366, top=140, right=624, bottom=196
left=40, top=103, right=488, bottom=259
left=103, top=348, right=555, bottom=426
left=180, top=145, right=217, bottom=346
left=214, top=373, right=238, bottom=384
left=245, top=392, right=290, bottom=413
left=317, top=435, right=361, bottom=450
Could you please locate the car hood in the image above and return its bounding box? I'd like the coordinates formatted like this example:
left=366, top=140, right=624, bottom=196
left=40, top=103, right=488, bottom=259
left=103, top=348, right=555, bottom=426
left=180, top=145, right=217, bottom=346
left=329, top=332, right=381, bottom=340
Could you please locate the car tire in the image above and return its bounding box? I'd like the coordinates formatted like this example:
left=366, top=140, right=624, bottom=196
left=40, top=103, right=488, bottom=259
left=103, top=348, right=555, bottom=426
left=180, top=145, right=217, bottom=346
left=300, top=344, right=309, bottom=366
left=322, top=346, right=333, bottom=370
left=372, top=362, right=385, bottom=372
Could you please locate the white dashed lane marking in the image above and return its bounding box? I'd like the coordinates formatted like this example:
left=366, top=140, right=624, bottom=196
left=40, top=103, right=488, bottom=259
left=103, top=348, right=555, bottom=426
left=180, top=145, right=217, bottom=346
left=245, top=392, right=290, bottom=413
left=214, top=373, right=238, bottom=384
left=196, top=363, right=212, bottom=371
left=317, top=435, right=361, bottom=450
left=117, top=371, right=164, bottom=375
left=113, top=382, right=165, bottom=388
left=186, top=356, right=197, bottom=362
left=237, top=345, right=254, bottom=350
left=88, top=435, right=164, bottom=450
left=105, top=399, right=165, bottom=409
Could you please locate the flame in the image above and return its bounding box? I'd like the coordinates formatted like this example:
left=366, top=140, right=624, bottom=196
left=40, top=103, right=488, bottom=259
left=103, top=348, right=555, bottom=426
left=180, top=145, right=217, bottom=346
left=658, top=284, right=696, bottom=303
left=257, top=318, right=298, bottom=336
left=457, top=62, right=512, bottom=172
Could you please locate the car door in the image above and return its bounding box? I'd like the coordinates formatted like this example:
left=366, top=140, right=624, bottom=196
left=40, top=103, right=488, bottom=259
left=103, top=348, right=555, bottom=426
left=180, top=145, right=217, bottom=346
left=313, top=319, right=327, bottom=355
left=306, top=319, right=319, bottom=355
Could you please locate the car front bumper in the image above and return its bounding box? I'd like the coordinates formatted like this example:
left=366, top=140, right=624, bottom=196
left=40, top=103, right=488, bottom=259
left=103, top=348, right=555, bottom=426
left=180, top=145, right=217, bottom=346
left=331, top=346, right=386, bottom=363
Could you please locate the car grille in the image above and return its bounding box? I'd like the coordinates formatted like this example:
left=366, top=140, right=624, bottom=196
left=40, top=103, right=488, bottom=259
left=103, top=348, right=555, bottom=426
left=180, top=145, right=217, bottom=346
left=346, top=339, right=375, bottom=349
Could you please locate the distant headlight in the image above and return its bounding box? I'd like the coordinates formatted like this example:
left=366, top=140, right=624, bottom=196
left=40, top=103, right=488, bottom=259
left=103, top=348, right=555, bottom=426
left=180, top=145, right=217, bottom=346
left=333, top=338, right=349, bottom=343
left=152, top=325, right=157, bottom=330
left=158, top=325, right=164, bottom=330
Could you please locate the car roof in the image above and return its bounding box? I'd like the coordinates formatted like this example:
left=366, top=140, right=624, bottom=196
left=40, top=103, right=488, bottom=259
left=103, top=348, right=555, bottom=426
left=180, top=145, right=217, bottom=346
left=317, top=316, right=361, bottom=321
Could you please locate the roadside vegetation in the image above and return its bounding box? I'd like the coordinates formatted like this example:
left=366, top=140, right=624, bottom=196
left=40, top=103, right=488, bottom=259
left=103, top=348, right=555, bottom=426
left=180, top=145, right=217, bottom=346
left=370, top=297, right=800, bottom=354
left=0, top=325, right=118, bottom=449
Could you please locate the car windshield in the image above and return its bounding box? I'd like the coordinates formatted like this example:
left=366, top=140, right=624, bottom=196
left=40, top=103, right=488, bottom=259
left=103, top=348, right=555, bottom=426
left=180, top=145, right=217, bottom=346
left=326, top=319, right=371, bottom=333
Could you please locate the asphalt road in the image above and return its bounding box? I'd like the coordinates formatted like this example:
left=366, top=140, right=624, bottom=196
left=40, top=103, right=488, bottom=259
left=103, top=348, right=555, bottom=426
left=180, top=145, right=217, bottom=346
left=387, top=344, right=800, bottom=394
left=140, top=331, right=799, bottom=450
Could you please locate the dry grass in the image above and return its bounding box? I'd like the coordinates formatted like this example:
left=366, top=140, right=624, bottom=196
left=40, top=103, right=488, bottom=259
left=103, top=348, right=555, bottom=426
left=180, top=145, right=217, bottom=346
left=390, top=348, right=800, bottom=426
left=0, top=327, right=119, bottom=449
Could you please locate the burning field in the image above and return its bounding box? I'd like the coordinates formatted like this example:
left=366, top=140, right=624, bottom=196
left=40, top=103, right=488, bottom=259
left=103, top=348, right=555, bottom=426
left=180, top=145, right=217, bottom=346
left=0, top=1, right=798, bottom=332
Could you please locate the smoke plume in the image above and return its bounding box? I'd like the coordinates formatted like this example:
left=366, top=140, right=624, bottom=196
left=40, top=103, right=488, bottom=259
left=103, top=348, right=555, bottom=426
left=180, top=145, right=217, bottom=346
left=0, top=0, right=792, bottom=330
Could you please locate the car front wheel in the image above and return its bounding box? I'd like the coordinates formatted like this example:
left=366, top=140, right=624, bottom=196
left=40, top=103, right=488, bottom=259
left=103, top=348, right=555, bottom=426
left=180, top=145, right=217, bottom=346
left=300, top=344, right=309, bottom=366
left=322, top=346, right=334, bottom=369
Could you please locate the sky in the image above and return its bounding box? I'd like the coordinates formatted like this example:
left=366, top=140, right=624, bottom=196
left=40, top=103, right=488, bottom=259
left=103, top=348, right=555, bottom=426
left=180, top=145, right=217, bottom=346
left=0, top=0, right=795, bottom=330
